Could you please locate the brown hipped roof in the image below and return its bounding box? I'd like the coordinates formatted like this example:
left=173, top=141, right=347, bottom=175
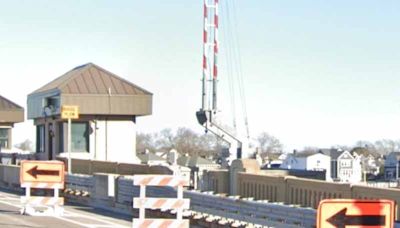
left=28, top=63, right=152, bottom=118
left=0, top=95, right=24, bottom=123
left=31, top=63, right=152, bottom=96
left=0, top=95, right=23, bottom=111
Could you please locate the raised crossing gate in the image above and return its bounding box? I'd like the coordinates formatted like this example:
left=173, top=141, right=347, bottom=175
left=133, top=175, right=190, bottom=228
left=20, top=160, right=65, bottom=216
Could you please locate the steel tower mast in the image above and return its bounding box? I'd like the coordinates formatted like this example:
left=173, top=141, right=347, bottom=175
left=197, top=0, right=247, bottom=165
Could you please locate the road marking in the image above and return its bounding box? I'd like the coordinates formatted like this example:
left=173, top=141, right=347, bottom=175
left=63, top=210, right=130, bottom=228
left=56, top=214, right=127, bottom=228
left=0, top=199, right=21, bottom=208
left=0, top=193, right=130, bottom=228
left=0, top=210, right=41, bottom=228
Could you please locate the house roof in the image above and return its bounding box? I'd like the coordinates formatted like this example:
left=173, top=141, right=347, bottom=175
left=0, top=95, right=24, bottom=123
left=30, top=63, right=152, bottom=96
left=319, top=148, right=343, bottom=159
left=177, top=155, right=217, bottom=167
left=0, top=95, right=23, bottom=111
left=137, top=153, right=166, bottom=163
left=338, top=150, right=354, bottom=160
left=27, top=63, right=152, bottom=118
left=387, top=152, right=400, bottom=160
left=294, top=151, right=320, bottom=158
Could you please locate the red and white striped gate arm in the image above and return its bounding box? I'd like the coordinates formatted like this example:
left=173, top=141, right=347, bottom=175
left=133, top=175, right=188, bottom=187
left=132, top=219, right=189, bottom=228
left=213, top=0, right=219, bottom=80
left=133, top=198, right=190, bottom=210
left=21, top=196, right=64, bottom=206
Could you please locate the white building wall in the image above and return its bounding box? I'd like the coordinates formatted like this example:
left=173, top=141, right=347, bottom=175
left=147, top=160, right=168, bottom=166
left=94, top=120, right=107, bottom=160
left=280, top=155, right=306, bottom=170
left=295, top=157, right=307, bottom=169
left=102, top=120, right=138, bottom=163
left=352, top=156, right=362, bottom=183
left=337, top=152, right=362, bottom=183
left=60, top=120, right=139, bottom=163
left=306, top=153, right=331, bottom=181
left=306, top=154, right=330, bottom=171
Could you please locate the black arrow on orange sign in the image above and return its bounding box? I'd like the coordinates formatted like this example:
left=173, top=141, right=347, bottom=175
left=327, top=208, right=385, bottom=228
left=27, top=165, right=59, bottom=179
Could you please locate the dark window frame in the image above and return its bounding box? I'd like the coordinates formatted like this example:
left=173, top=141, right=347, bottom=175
left=36, top=125, right=45, bottom=153
left=0, top=128, right=11, bottom=149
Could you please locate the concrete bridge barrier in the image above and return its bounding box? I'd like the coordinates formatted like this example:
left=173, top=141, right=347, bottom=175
left=2, top=163, right=400, bottom=226
left=0, top=164, right=20, bottom=189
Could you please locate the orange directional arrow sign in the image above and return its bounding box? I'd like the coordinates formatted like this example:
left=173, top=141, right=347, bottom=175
left=20, top=160, right=64, bottom=186
left=317, top=199, right=395, bottom=228
left=327, top=207, right=385, bottom=227
left=27, top=165, right=60, bottom=179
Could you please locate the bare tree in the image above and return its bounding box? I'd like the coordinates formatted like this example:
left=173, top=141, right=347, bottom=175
left=256, top=132, right=283, bottom=157
left=136, top=132, right=157, bottom=153
left=302, top=146, right=319, bottom=153
left=355, top=140, right=375, bottom=149
left=374, top=139, right=400, bottom=155
left=156, top=128, right=175, bottom=151
left=137, top=127, right=223, bottom=158
left=173, top=127, right=202, bottom=156
left=14, top=139, right=33, bottom=151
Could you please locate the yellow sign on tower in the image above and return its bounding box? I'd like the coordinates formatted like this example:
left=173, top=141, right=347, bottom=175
left=61, top=105, right=79, bottom=119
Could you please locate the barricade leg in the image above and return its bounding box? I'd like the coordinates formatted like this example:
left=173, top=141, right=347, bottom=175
left=53, top=187, right=63, bottom=216
left=21, top=187, right=31, bottom=215
left=20, top=186, right=64, bottom=216
left=132, top=175, right=190, bottom=228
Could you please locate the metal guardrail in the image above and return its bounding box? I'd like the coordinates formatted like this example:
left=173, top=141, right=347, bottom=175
left=65, top=174, right=93, bottom=197
left=186, top=191, right=316, bottom=227
left=66, top=175, right=316, bottom=227
left=1, top=164, right=399, bottom=227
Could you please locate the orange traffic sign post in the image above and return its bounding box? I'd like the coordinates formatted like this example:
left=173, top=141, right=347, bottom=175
left=20, top=160, right=65, bottom=216
left=61, top=105, right=79, bottom=174
left=317, top=199, right=395, bottom=228
left=21, top=160, right=64, bottom=187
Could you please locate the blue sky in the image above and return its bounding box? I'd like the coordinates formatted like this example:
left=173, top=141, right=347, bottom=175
left=1, top=0, right=400, bottom=151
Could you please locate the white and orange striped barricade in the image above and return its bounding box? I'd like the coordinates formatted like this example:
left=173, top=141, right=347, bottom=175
left=133, top=175, right=190, bottom=228
left=20, top=160, right=65, bottom=216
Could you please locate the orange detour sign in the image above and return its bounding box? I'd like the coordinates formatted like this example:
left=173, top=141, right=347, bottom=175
left=20, top=160, right=64, bottom=189
left=317, top=199, right=395, bottom=228
left=20, top=160, right=65, bottom=216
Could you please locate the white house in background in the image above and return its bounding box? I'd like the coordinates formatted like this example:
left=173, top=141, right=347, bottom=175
left=177, top=155, right=220, bottom=190
left=384, top=152, right=400, bottom=180
left=280, top=152, right=331, bottom=180
left=27, top=63, right=152, bottom=163
left=137, top=152, right=168, bottom=166
left=362, top=154, right=380, bottom=176
left=337, top=151, right=362, bottom=183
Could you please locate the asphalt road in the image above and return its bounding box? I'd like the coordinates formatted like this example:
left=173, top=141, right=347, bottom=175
left=0, top=189, right=132, bottom=228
